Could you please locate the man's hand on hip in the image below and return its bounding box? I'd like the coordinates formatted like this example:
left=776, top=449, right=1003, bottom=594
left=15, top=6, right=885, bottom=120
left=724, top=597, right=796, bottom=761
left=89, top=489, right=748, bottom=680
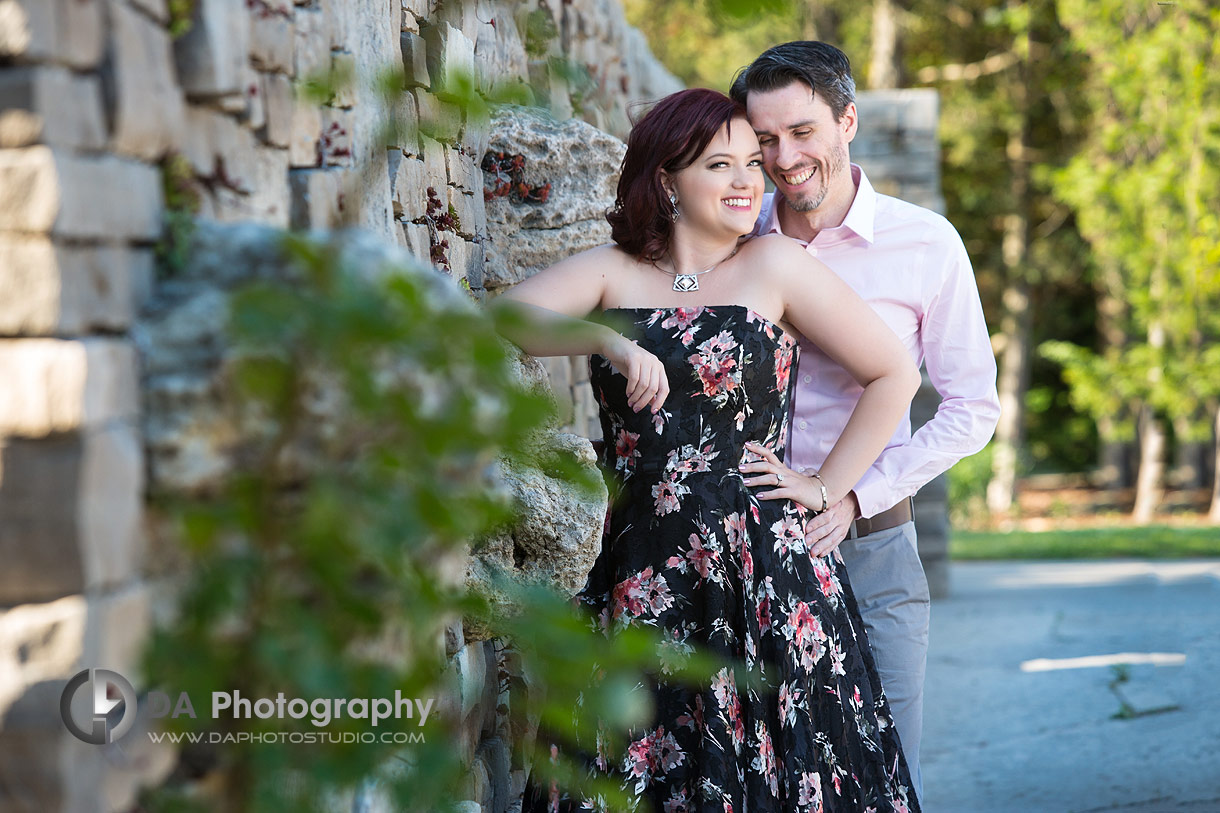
left=806, top=492, right=859, bottom=558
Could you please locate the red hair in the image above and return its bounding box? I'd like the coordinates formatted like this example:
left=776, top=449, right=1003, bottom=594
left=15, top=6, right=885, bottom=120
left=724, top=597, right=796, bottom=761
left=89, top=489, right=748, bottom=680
left=607, top=89, right=746, bottom=261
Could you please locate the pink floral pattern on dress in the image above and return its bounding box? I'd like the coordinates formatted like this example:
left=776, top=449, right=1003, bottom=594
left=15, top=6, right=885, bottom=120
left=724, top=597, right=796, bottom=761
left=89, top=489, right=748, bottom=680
left=527, top=306, right=917, bottom=813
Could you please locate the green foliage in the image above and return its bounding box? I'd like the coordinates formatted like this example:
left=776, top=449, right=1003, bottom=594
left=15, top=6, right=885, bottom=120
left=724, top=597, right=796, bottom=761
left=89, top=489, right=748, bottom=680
left=948, top=445, right=994, bottom=527
left=1048, top=0, right=1220, bottom=445
left=143, top=235, right=739, bottom=810
left=168, top=0, right=195, bottom=39
left=157, top=152, right=201, bottom=277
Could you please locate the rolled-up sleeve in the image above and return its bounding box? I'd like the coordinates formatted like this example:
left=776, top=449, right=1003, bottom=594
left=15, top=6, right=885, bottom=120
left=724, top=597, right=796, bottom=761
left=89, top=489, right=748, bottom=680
left=851, top=230, right=1000, bottom=519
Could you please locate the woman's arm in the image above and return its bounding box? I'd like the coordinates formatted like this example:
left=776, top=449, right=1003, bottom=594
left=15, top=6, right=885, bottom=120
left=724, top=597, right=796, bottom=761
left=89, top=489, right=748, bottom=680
left=491, top=246, right=670, bottom=414
left=740, top=236, right=921, bottom=512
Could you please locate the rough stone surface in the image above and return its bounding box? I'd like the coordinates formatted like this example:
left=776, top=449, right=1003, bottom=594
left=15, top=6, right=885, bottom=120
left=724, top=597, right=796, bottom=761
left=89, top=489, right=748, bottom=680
left=261, top=70, right=295, bottom=147
left=0, top=237, right=140, bottom=336
left=104, top=0, right=186, bottom=161
left=0, top=148, right=163, bottom=240
left=0, top=338, right=138, bottom=437
left=138, top=221, right=471, bottom=495
left=289, top=166, right=345, bottom=230
left=465, top=427, right=607, bottom=641
left=0, top=66, right=106, bottom=150
left=173, top=0, right=250, bottom=99
left=249, top=4, right=294, bottom=74
left=391, top=154, right=427, bottom=221
left=481, top=107, right=624, bottom=290
left=0, top=424, right=143, bottom=604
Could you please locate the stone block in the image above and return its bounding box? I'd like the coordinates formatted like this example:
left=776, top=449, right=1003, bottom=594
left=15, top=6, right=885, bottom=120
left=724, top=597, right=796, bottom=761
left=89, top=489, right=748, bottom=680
left=0, top=237, right=140, bottom=336
left=79, top=425, right=145, bottom=593
left=105, top=0, right=186, bottom=161
left=330, top=50, right=358, bottom=108
left=0, top=0, right=104, bottom=67
left=184, top=108, right=257, bottom=192
left=0, top=596, right=86, bottom=717
left=444, top=145, right=479, bottom=193
left=451, top=234, right=483, bottom=284
left=214, top=145, right=290, bottom=227
left=462, top=110, right=490, bottom=165
left=247, top=145, right=291, bottom=227
left=0, top=339, right=138, bottom=437
left=0, top=0, right=56, bottom=61
left=319, top=108, right=354, bottom=167
left=0, top=437, right=86, bottom=602
left=249, top=3, right=294, bottom=74
left=420, top=135, right=447, bottom=195
left=293, top=7, right=329, bottom=81
left=288, top=167, right=344, bottom=230
left=447, top=186, right=480, bottom=238
left=0, top=148, right=162, bottom=241
left=0, top=66, right=106, bottom=150
left=243, top=66, right=265, bottom=130
left=392, top=89, right=420, bottom=156
left=173, top=0, right=249, bottom=99
left=179, top=106, right=214, bottom=176
left=0, top=424, right=143, bottom=604
left=81, top=582, right=151, bottom=681
left=290, top=97, right=322, bottom=167
left=414, top=88, right=461, bottom=144
left=423, top=22, right=475, bottom=96
left=402, top=222, right=430, bottom=266
left=391, top=155, right=426, bottom=221
left=444, top=232, right=468, bottom=282
left=323, top=0, right=350, bottom=52
left=400, top=30, right=429, bottom=88
left=58, top=0, right=105, bottom=69
left=261, top=71, right=294, bottom=148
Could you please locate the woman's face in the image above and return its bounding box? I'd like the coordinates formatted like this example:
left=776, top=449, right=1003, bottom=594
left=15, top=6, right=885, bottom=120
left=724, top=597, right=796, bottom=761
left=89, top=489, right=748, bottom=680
left=665, top=116, right=765, bottom=240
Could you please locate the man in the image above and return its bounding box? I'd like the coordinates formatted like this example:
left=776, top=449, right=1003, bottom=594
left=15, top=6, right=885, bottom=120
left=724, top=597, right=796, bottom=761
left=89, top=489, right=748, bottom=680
left=730, top=41, right=1001, bottom=800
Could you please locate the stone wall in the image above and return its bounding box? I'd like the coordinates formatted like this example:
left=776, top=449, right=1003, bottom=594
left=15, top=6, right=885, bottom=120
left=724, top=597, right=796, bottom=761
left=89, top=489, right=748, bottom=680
left=0, top=1, right=676, bottom=810
left=0, top=0, right=951, bottom=807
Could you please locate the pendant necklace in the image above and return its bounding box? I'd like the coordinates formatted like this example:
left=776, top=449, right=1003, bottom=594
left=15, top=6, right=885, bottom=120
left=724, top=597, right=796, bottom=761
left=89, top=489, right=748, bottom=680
left=662, top=246, right=739, bottom=292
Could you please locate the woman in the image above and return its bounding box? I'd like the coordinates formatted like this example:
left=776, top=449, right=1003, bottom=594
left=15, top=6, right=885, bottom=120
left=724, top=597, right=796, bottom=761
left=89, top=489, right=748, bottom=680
left=501, top=88, right=921, bottom=813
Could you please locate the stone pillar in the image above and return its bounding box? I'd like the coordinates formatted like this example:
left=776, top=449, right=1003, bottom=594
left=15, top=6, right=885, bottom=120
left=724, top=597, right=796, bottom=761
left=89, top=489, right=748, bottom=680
left=855, top=89, right=952, bottom=598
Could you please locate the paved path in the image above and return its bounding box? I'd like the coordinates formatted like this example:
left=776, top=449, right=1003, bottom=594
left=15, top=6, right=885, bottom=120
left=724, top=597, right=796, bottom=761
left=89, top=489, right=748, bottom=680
left=921, top=560, right=1220, bottom=813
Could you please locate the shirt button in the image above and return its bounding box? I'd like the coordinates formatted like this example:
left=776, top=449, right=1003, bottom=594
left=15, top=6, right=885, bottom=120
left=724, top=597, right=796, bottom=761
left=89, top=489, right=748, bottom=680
left=798, top=420, right=808, bottom=430
left=802, top=375, right=812, bottom=384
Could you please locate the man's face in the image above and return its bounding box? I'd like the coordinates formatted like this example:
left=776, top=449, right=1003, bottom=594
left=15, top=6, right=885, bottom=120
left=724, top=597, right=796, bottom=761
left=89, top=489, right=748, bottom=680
left=745, top=82, right=857, bottom=213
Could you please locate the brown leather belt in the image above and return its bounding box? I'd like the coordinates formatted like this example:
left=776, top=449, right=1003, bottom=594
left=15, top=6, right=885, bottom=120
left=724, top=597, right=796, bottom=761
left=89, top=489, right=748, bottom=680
left=847, top=497, right=914, bottom=540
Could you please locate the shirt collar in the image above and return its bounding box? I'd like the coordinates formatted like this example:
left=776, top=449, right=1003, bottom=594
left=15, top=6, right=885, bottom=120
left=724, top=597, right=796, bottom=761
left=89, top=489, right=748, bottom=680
left=760, top=163, right=877, bottom=245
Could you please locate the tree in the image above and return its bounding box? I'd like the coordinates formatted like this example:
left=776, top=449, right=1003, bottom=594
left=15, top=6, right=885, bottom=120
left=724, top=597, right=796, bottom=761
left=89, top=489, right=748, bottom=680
left=909, top=0, right=1089, bottom=514
left=1049, top=0, right=1220, bottom=522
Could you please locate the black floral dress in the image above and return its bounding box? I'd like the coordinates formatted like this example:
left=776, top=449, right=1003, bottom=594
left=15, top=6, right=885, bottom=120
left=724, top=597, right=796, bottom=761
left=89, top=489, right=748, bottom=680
left=529, top=305, right=918, bottom=813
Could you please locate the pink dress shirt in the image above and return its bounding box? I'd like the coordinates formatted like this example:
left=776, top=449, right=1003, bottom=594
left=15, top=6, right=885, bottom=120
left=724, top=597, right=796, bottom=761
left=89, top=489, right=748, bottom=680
left=759, top=165, right=1000, bottom=519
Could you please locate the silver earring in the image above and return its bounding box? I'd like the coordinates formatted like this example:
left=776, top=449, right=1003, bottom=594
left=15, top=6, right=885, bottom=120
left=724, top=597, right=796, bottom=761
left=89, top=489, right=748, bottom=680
left=669, top=193, right=680, bottom=220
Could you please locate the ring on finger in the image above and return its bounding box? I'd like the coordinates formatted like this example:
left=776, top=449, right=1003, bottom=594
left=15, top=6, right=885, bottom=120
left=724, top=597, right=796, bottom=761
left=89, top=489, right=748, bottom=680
left=775, top=472, right=784, bottom=484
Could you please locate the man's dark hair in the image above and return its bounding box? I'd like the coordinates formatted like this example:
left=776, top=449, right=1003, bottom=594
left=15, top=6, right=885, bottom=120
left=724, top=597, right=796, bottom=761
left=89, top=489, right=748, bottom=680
left=730, top=41, right=856, bottom=121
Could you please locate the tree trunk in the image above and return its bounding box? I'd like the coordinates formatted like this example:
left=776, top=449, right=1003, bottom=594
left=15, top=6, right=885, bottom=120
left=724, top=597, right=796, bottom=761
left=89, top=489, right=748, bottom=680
left=801, top=2, right=840, bottom=42
left=1096, top=416, right=1128, bottom=489
left=1094, top=261, right=1131, bottom=489
left=1133, top=404, right=1166, bottom=523
left=987, top=274, right=1033, bottom=513
left=1209, top=405, right=1220, bottom=522
left=868, top=0, right=904, bottom=89
left=986, top=16, right=1034, bottom=515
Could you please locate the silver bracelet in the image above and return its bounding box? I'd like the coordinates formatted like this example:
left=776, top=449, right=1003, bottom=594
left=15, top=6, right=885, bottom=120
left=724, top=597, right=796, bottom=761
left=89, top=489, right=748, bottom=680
left=808, top=471, right=829, bottom=514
